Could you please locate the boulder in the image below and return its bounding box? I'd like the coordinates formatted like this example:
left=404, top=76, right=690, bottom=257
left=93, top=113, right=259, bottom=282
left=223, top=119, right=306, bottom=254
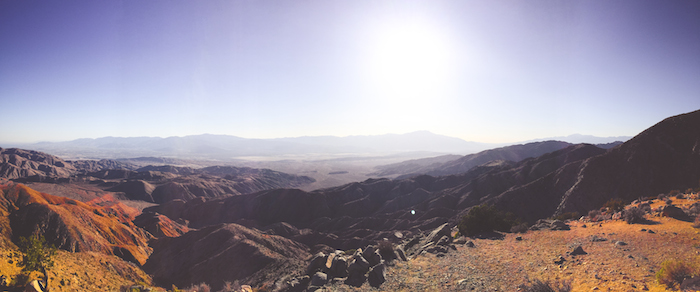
left=550, top=220, right=570, bottom=230
left=367, top=262, right=386, bottom=288
left=310, top=272, right=328, bottom=286
left=681, top=277, right=700, bottom=291
left=328, top=256, right=348, bottom=278
left=24, top=280, right=44, bottom=292
left=307, top=252, right=327, bottom=275
left=426, top=223, right=451, bottom=244
left=570, top=245, right=587, bottom=255
left=348, top=256, right=370, bottom=275
left=662, top=205, right=691, bottom=221
left=362, top=246, right=382, bottom=266
left=395, top=246, right=407, bottom=261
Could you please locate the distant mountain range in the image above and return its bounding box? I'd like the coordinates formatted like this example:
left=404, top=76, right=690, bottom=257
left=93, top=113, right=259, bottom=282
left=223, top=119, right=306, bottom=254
left=5, top=131, right=631, bottom=160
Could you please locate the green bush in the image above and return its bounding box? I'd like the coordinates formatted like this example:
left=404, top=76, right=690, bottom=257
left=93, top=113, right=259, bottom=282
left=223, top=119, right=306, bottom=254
left=656, top=259, right=698, bottom=289
left=457, top=204, right=518, bottom=237
left=17, top=235, right=56, bottom=290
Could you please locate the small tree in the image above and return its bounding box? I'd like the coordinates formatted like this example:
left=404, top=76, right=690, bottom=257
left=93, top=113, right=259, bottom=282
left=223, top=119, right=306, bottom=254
left=18, top=235, right=56, bottom=291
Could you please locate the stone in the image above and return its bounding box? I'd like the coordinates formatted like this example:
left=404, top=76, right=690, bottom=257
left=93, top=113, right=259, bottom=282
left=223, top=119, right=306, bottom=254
left=24, top=280, right=44, bottom=292
left=515, top=236, right=523, bottom=241
left=570, top=245, right=587, bottom=255
left=453, top=237, right=467, bottom=245
left=307, top=252, right=327, bottom=275
left=310, top=272, right=328, bottom=286
left=662, top=205, right=691, bottom=221
left=395, top=246, right=407, bottom=261
left=324, top=253, right=335, bottom=269
left=367, top=262, right=386, bottom=288
left=681, top=277, right=700, bottom=291
left=615, top=241, right=628, bottom=246
left=590, top=235, right=607, bottom=242
left=347, top=256, right=370, bottom=275
left=465, top=240, right=475, bottom=248
left=362, top=246, right=382, bottom=266
left=554, top=256, right=566, bottom=265
left=437, top=235, right=452, bottom=246
left=426, top=223, right=452, bottom=244
left=329, top=256, right=348, bottom=278
left=550, top=220, right=570, bottom=230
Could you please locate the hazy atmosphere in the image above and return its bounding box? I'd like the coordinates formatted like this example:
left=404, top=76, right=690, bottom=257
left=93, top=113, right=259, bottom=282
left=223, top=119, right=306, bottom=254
left=1, top=0, right=699, bottom=144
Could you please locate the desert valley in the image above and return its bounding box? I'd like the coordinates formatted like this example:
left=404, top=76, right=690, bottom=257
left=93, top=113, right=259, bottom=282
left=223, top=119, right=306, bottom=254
left=0, top=110, right=699, bottom=291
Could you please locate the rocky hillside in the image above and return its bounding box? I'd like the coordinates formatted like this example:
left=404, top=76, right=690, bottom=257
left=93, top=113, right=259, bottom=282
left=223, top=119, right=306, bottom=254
left=0, top=148, right=76, bottom=181
left=557, top=109, right=700, bottom=214
left=0, top=148, right=316, bottom=204
left=143, top=223, right=310, bottom=290
left=372, top=140, right=574, bottom=178
left=0, top=182, right=152, bottom=265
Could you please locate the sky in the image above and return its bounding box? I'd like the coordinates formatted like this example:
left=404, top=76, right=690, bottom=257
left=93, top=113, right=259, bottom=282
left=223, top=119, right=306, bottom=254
left=1, top=0, right=699, bottom=144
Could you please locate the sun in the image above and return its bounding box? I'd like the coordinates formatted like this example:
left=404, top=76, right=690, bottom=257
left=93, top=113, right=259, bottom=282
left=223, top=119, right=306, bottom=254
left=364, top=20, right=454, bottom=107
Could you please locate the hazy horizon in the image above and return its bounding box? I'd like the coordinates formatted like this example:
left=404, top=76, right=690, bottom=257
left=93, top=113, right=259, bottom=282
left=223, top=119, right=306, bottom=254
left=0, top=131, right=633, bottom=146
left=2, top=1, right=699, bottom=144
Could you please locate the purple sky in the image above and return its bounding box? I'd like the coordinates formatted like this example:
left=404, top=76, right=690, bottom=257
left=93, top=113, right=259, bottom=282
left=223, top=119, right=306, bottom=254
left=1, top=0, right=699, bottom=143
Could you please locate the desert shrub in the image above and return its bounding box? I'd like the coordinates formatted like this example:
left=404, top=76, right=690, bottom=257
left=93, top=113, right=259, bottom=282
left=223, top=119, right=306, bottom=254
left=603, top=198, right=625, bottom=213
left=377, top=240, right=396, bottom=260
left=217, top=281, right=237, bottom=292
left=519, top=279, right=572, bottom=292
left=623, top=207, right=646, bottom=224
left=457, top=204, right=518, bottom=237
left=687, top=202, right=700, bottom=217
left=587, top=209, right=601, bottom=221
left=656, top=259, right=699, bottom=289
left=553, top=212, right=580, bottom=221
left=510, top=222, right=529, bottom=233
left=17, top=235, right=56, bottom=289
left=185, top=283, right=211, bottom=292
left=657, top=193, right=667, bottom=200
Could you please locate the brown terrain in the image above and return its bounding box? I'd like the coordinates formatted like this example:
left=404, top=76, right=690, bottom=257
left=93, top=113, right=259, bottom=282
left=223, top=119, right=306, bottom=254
left=0, top=110, right=698, bottom=291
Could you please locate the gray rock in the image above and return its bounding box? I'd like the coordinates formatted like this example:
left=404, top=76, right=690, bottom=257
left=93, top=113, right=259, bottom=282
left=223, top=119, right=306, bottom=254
left=465, top=240, right=475, bottom=248
left=368, top=262, right=386, bottom=288
left=307, top=252, right=327, bottom=275
left=362, top=245, right=382, bottom=266
left=615, top=241, right=628, bottom=246
left=395, top=246, right=407, bottom=261
left=426, top=223, right=451, bottom=244
left=453, top=237, right=467, bottom=245
left=348, top=256, right=370, bottom=275
left=329, top=256, right=348, bottom=278
left=550, top=220, right=570, bottom=230
left=570, top=245, right=587, bottom=255
left=681, top=277, right=700, bottom=291
left=590, top=235, right=607, bottom=242
left=662, top=205, right=691, bottom=221
left=310, top=272, right=328, bottom=286
left=437, top=235, right=452, bottom=246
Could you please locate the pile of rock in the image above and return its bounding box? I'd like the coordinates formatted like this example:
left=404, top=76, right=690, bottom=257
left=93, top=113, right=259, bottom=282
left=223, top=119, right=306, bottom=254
left=529, top=219, right=570, bottom=231
left=292, top=243, right=407, bottom=290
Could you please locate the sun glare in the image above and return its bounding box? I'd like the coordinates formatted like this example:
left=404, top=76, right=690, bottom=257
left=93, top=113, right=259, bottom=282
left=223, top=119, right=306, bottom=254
left=365, top=20, right=455, bottom=109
